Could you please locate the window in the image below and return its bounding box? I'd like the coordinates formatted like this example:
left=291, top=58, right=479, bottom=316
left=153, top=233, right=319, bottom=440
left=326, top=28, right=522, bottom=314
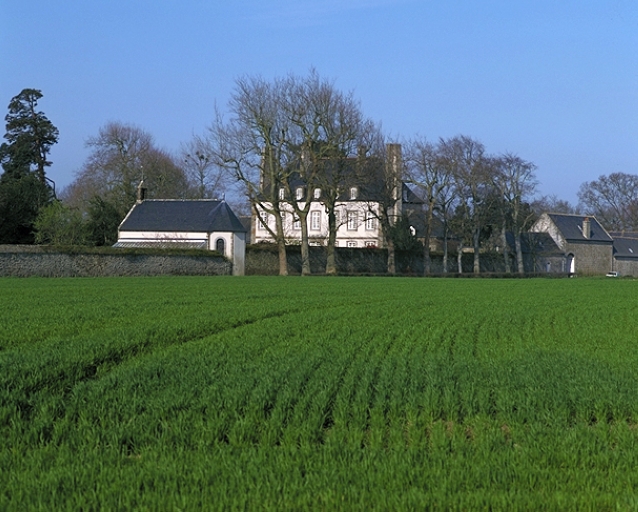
left=313, top=188, right=321, bottom=199
left=347, top=241, right=358, bottom=248
left=365, top=213, right=377, bottom=231
left=258, top=212, right=269, bottom=231
left=296, top=187, right=304, bottom=200
left=347, top=211, right=358, bottom=230
left=215, top=238, right=226, bottom=254
left=293, top=216, right=301, bottom=230
left=310, top=211, right=321, bottom=231
left=365, top=241, right=377, bottom=248
left=278, top=188, right=285, bottom=200
left=350, top=187, right=358, bottom=200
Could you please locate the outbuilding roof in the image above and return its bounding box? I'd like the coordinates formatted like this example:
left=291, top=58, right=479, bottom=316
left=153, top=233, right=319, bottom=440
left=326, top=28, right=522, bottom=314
left=119, top=200, right=247, bottom=233
left=547, top=213, right=613, bottom=243
left=612, top=236, right=638, bottom=259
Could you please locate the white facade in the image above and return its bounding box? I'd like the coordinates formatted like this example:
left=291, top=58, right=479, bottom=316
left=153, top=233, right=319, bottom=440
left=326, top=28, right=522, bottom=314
left=253, top=200, right=384, bottom=248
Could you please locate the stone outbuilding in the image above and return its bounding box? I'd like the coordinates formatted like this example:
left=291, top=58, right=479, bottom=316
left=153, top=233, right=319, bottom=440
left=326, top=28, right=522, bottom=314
left=530, top=213, right=614, bottom=275
left=609, top=232, right=638, bottom=277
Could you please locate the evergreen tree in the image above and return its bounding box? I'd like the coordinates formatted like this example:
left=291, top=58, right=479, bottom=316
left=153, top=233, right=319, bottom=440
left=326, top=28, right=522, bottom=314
left=0, top=89, right=58, bottom=243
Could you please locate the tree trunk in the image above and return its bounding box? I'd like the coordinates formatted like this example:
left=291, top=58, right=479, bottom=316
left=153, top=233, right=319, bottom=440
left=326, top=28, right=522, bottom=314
left=515, top=229, right=525, bottom=275
left=387, top=238, right=396, bottom=275
left=277, top=239, right=288, bottom=276
left=502, top=223, right=511, bottom=274
left=423, top=203, right=433, bottom=275
left=325, top=208, right=337, bottom=275
left=457, top=240, right=464, bottom=274
left=299, top=212, right=311, bottom=276
left=274, top=212, right=288, bottom=276
left=473, top=228, right=480, bottom=274
left=442, top=222, right=449, bottom=274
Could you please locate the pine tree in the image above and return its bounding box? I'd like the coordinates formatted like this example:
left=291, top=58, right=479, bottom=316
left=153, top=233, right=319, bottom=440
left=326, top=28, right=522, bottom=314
left=0, top=89, right=58, bottom=243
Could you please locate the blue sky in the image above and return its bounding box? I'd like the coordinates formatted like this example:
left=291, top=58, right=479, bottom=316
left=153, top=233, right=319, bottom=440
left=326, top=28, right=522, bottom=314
left=2, top=0, right=637, bottom=204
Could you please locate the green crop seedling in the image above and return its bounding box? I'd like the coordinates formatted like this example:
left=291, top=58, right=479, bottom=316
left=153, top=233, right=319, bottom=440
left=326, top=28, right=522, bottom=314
left=1, top=276, right=637, bottom=510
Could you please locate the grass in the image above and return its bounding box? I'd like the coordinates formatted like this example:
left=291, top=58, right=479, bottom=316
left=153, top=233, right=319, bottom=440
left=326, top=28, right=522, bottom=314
left=1, top=276, right=638, bottom=510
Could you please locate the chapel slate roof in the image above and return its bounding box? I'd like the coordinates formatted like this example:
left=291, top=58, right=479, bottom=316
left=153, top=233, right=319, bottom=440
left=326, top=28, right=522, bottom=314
left=119, top=200, right=247, bottom=233
left=547, top=213, right=613, bottom=243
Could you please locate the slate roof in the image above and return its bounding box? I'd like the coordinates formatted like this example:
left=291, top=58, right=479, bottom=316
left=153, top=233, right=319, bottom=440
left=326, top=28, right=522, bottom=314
left=609, top=231, right=638, bottom=240
left=612, top=237, right=638, bottom=259
left=119, top=200, right=247, bottom=233
left=547, top=213, right=612, bottom=243
left=265, top=156, right=422, bottom=204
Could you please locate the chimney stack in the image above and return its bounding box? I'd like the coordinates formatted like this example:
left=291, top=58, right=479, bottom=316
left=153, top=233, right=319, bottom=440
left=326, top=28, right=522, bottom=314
left=582, top=217, right=591, bottom=239
left=137, top=180, right=146, bottom=202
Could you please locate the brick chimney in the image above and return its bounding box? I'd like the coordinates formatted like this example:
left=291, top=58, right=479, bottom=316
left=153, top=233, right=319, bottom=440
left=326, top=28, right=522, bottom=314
left=582, top=217, right=591, bottom=239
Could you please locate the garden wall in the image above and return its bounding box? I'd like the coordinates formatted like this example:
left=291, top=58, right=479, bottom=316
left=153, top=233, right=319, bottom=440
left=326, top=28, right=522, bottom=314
left=245, top=244, right=509, bottom=275
left=0, top=244, right=536, bottom=278
left=0, top=245, right=231, bottom=277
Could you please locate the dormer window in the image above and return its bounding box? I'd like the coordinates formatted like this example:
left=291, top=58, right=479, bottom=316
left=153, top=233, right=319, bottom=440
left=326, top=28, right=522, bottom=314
left=278, top=187, right=285, bottom=200
left=313, top=188, right=321, bottom=199
left=350, top=187, right=358, bottom=200
left=296, top=187, right=304, bottom=200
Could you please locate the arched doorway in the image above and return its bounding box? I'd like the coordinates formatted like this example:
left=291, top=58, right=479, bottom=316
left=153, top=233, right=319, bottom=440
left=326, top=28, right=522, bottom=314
left=215, top=238, right=226, bottom=256
left=566, top=253, right=575, bottom=274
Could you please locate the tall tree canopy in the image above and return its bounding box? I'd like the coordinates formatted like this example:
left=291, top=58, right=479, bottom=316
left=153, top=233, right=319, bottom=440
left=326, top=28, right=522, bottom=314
left=0, top=88, right=58, bottom=243
left=62, top=122, right=191, bottom=243
left=209, top=70, right=375, bottom=275
left=578, top=172, right=638, bottom=231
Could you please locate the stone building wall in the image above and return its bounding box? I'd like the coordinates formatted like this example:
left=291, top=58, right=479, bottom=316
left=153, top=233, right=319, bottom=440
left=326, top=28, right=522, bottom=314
left=614, top=259, right=638, bottom=277
left=563, top=242, right=613, bottom=276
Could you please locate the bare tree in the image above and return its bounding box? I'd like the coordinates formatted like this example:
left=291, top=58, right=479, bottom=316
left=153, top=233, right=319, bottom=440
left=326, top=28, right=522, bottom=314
left=439, top=135, right=492, bottom=274
left=359, top=139, right=404, bottom=274
left=208, top=70, right=374, bottom=276
left=63, top=122, right=189, bottom=217
left=405, top=137, right=455, bottom=275
left=578, top=172, right=638, bottom=231
left=208, top=75, right=297, bottom=275
left=181, top=134, right=228, bottom=199
left=292, top=75, right=373, bottom=276
left=532, top=194, right=580, bottom=216
left=285, top=72, right=370, bottom=275
left=495, top=153, right=537, bottom=274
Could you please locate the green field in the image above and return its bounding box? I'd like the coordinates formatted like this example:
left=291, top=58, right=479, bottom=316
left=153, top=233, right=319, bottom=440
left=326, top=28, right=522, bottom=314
left=2, top=276, right=638, bottom=510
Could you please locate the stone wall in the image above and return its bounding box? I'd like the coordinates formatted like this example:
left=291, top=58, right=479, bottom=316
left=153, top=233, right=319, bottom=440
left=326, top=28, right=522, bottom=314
left=0, top=246, right=231, bottom=277
left=245, top=245, right=513, bottom=275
